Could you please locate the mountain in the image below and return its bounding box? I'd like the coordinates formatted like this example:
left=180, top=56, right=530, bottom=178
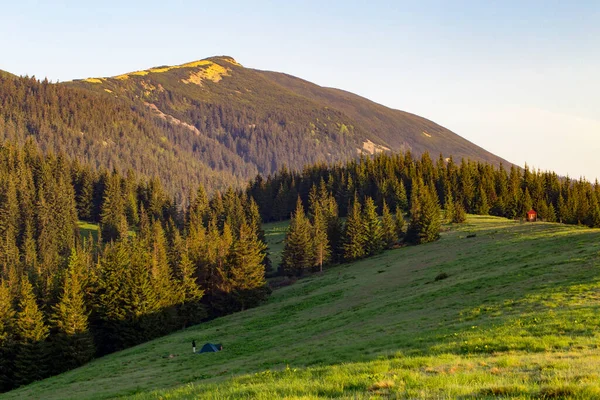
left=0, top=56, right=509, bottom=199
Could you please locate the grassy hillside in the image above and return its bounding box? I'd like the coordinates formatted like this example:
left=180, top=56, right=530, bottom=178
left=5, top=216, right=600, bottom=399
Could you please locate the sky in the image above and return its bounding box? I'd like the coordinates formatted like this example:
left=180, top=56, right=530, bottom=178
left=1, top=0, right=599, bottom=180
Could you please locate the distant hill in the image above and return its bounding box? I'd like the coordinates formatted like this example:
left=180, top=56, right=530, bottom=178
left=0, top=56, right=509, bottom=198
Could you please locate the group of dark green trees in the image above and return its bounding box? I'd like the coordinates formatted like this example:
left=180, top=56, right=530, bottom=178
left=2, top=136, right=600, bottom=393
left=280, top=175, right=443, bottom=275
left=281, top=184, right=410, bottom=276
left=262, top=151, right=600, bottom=276
left=0, top=140, right=268, bottom=392
left=249, top=152, right=600, bottom=229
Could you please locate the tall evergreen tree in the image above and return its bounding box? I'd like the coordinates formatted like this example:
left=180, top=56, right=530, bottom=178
left=406, top=183, right=441, bottom=244
left=362, top=196, right=383, bottom=256
left=281, top=198, right=313, bottom=275
left=343, top=195, right=366, bottom=261
left=0, top=282, right=15, bottom=391
left=452, top=200, right=467, bottom=223
left=311, top=204, right=331, bottom=272
left=395, top=205, right=405, bottom=239
left=381, top=201, right=397, bottom=249
left=100, top=173, right=127, bottom=242
left=150, top=221, right=175, bottom=310
left=475, top=186, right=490, bottom=215
left=14, top=276, right=49, bottom=386
left=225, top=222, right=268, bottom=310
left=51, top=249, right=95, bottom=373
left=444, top=192, right=455, bottom=222
left=175, top=249, right=205, bottom=328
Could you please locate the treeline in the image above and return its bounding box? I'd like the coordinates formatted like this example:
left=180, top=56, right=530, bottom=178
left=0, top=140, right=269, bottom=391
left=279, top=174, right=441, bottom=276
left=248, top=152, right=600, bottom=228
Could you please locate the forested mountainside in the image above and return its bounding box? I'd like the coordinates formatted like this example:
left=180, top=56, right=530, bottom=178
left=59, top=56, right=504, bottom=191
left=1, top=56, right=509, bottom=200
left=0, top=133, right=598, bottom=392
left=0, top=72, right=253, bottom=199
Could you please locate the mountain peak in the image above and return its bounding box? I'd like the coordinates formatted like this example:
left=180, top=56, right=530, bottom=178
left=79, top=56, right=241, bottom=84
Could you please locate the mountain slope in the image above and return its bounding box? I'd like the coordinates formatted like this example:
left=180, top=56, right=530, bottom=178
left=260, top=71, right=502, bottom=164
left=68, top=56, right=510, bottom=172
left=6, top=216, right=600, bottom=399
left=0, top=56, right=510, bottom=199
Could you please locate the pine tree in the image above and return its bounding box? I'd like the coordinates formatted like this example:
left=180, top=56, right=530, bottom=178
left=150, top=221, right=175, bottom=310
left=381, top=201, right=396, bottom=249
left=175, top=249, right=205, bottom=328
left=343, top=195, right=366, bottom=261
left=547, top=202, right=557, bottom=223
left=281, top=198, right=313, bottom=275
left=395, top=205, right=405, bottom=239
left=51, top=249, right=95, bottom=373
left=452, top=200, right=467, bottom=223
left=225, top=222, right=268, bottom=310
left=128, top=237, right=161, bottom=340
left=362, top=196, right=383, bottom=256
left=406, top=184, right=441, bottom=244
left=393, top=179, right=409, bottom=211
left=100, top=174, right=127, bottom=242
left=96, top=241, right=139, bottom=353
left=0, top=281, right=16, bottom=391
left=444, top=192, right=455, bottom=222
left=475, top=186, right=490, bottom=215
left=14, top=276, right=49, bottom=386
left=312, top=204, right=331, bottom=272
left=76, top=169, right=94, bottom=221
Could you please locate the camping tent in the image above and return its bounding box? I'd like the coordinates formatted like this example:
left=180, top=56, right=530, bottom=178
left=199, top=343, right=222, bottom=353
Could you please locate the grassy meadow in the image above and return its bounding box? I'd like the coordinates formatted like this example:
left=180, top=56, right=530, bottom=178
left=4, top=216, right=600, bottom=399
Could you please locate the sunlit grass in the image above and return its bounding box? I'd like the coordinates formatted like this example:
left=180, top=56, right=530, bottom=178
left=6, top=216, right=600, bottom=399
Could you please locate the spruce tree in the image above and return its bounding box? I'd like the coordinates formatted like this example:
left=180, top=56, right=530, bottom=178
left=96, top=241, right=139, bottom=353
left=407, top=184, right=441, bottom=244
left=444, top=192, right=455, bottom=222
left=547, top=202, right=557, bottom=223
left=395, top=205, right=405, bottom=239
left=76, top=169, right=94, bottom=221
left=281, top=198, right=313, bottom=276
left=14, top=276, right=49, bottom=386
left=452, top=200, right=467, bottom=223
left=150, top=221, right=175, bottom=310
left=381, top=201, right=396, bottom=249
left=0, top=281, right=15, bottom=391
left=212, top=221, right=234, bottom=295
left=225, top=222, right=268, bottom=310
left=128, top=237, right=161, bottom=340
left=343, top=195, right=366, bottom=261
left=312, top=204, right=331, bottom=272
left=100, top=173, right=127, bottom=242
left=175, top=249, right=205, bottom=328
left=51, top=250, right=95, bottom=373
left=475, top=187, right=490, bottom=215
left=362, top=196, right=383, bottom=256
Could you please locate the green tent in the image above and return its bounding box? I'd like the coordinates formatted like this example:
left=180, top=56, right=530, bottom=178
left=198, top=343, right=222, bottom=353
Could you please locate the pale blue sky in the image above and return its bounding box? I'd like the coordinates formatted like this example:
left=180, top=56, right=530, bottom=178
left=1, top=1, right=599, bottom=179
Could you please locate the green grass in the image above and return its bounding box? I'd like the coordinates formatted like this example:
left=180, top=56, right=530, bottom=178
left=5, top=216, right=600, bottom=399
left=263, top=220, right=288, bottom=273
left=78, top=221, right=99, bottom=242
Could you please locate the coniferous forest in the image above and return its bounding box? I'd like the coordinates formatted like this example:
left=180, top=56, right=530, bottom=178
left=0, top=140, right=268, bottom=391
left=1, top=134, right=600, bottom=391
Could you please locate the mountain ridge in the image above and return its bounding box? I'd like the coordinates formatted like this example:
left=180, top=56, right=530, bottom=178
left=0, top=55, right=511, bottom=200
